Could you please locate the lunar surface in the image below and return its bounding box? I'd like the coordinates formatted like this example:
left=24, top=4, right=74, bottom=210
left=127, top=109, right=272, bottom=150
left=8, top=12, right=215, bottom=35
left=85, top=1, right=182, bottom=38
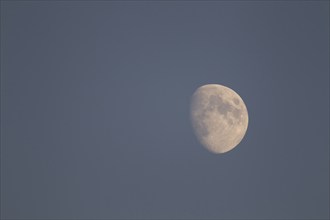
left=190, top=84, right=248, bottom=154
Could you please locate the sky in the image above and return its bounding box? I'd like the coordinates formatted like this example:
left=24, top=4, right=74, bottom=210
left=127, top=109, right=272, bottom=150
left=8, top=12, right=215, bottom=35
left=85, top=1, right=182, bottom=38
left=1, top=1, right=329, bottom=219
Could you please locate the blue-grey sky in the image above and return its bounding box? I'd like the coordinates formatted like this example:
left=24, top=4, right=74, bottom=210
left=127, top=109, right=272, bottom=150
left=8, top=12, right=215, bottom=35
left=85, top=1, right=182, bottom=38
left=1, top=1, right=329, bottom=219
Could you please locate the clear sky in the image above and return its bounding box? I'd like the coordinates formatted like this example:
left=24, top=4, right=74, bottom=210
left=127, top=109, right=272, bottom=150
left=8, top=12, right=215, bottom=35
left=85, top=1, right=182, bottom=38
left=1, top=1, right=329, bottom=219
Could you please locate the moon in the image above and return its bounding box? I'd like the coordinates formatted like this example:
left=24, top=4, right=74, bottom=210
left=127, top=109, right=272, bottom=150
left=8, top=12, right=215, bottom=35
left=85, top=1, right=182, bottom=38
left=190, top=84, right=248, bottom=154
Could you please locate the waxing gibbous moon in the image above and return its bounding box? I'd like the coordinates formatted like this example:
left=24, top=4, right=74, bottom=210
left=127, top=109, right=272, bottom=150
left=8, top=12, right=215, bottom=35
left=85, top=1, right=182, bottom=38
left=190, top=84, right=248, bottom=154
